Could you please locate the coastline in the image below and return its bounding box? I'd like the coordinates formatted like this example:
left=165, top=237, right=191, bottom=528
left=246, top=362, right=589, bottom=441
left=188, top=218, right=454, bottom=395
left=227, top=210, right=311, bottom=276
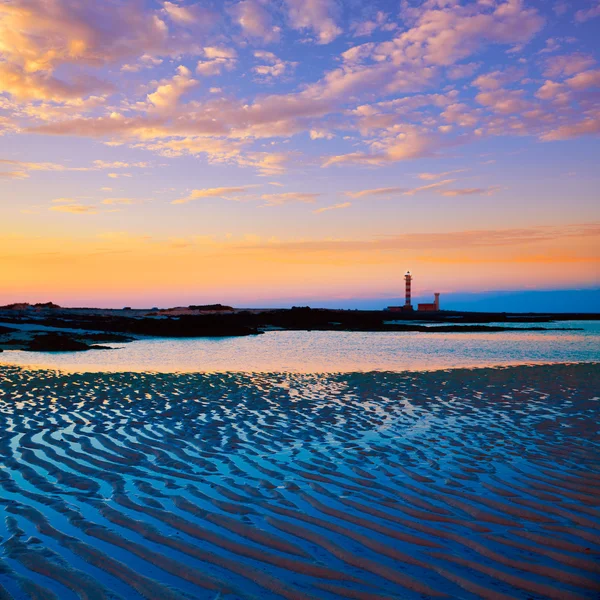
left=1, top=304, right=599, bottom=355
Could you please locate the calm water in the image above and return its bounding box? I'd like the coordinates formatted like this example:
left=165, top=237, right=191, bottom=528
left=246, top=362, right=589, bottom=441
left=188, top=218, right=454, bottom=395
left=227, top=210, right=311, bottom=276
left=1, top=320, right=598, bottom=372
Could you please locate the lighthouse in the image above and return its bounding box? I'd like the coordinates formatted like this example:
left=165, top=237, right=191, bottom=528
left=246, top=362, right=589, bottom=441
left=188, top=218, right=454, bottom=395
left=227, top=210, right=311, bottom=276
left=404, top=271, right=413, bottom=309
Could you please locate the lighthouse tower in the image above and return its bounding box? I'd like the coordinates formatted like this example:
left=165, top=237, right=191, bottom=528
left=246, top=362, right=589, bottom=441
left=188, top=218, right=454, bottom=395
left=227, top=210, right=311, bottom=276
left=404, top=271, right=413, bottom=309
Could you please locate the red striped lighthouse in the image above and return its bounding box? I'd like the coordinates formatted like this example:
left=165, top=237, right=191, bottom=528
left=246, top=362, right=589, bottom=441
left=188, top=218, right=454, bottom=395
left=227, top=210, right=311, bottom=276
left=404, top=271, right=413, bottom=309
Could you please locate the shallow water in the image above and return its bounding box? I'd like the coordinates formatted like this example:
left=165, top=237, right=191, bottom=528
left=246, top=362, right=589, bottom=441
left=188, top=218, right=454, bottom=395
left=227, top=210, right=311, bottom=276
left=0, top=363, right=599, bottom=599
left=1, top=320, right=599, bottom=373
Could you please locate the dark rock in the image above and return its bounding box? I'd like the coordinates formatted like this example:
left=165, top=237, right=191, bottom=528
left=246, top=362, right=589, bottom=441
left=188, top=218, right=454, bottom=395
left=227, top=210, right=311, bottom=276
left=188, top=304, right=234, bottom=311
left=26, top=333, right=110, bottom=352
left=84, top=332, right=134, bottom=343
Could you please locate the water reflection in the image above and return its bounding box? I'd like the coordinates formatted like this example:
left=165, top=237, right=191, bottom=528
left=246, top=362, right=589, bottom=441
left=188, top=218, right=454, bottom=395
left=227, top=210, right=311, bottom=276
left=1, top=321, right=598, bottom=373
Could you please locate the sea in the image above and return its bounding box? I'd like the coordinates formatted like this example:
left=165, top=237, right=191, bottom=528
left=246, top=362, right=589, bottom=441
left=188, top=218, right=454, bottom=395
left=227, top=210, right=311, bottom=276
left=0, top=319, right=598, bottom=372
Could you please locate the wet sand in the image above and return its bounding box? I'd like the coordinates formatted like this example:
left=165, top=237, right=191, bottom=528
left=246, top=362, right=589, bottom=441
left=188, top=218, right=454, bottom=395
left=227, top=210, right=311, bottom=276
left=0, top=363, right=598, bottom=599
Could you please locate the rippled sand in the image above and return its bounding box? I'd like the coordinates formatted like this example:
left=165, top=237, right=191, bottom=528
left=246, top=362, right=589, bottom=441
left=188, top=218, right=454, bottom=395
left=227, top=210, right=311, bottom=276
left=0, top=364, right=598, bottom=599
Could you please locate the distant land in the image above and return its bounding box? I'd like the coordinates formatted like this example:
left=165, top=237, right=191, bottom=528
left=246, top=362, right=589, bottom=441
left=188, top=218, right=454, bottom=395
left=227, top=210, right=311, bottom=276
left=257, top=288, right=600, bottom=313
left=1, top=301, right=598, bottom=353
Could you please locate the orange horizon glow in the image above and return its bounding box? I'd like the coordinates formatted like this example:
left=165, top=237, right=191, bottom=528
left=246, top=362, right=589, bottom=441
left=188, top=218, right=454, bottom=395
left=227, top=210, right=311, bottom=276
left=1, top=1, right=599, bottom=305
left=1, top=225, right=598, bottom=307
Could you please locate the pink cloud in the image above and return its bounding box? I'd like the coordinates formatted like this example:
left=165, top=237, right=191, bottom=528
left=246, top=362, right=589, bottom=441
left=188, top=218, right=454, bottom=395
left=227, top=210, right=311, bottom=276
left=575, top=2, right=600, bottom=23
left=566, top=69, right=600, bottom=90
left=231, top=0, right=280, bottom=42
left=260, top=191, right=320, bottom=206
left=284, top=0, right=342, bottom=44
left=543, top=53, right=596, bottom=78
left=541, top=110, right=600, bottom=141
left=313, top=202, right=351, bottom=214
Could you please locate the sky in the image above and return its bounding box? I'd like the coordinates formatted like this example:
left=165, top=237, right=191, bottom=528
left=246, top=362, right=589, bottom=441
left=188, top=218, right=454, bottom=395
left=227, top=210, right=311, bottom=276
left=1, top=0, right=599, bottom=308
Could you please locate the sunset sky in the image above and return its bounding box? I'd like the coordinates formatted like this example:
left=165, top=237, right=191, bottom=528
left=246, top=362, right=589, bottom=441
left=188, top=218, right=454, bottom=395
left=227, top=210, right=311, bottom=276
left=1, top=0, right=599, bottom=307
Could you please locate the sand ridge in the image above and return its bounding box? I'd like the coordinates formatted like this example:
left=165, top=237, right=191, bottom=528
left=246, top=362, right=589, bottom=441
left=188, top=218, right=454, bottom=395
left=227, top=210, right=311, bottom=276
left=0, top=363, right=598, bottom=599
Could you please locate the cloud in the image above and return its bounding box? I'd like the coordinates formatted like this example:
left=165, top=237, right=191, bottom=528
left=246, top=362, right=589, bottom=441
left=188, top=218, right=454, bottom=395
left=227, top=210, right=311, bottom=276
left=49, top=203, right=98, bottom=214
left=553, top=1, right=569, bottom=16
left=313, top=202, right=351, bottom=214
left=575, top=3, right=600, bottom=23
left=404, top=179, right=457, bottom=196
left=394, top=0, right=544, bottom=67
left=447, top=62, right=480, bottom=80
left=441, top=103, right=481, bottom=128
left=540, top=110, right=600, bottom=141
left=6, top=0, right=595, bottom=180
left=236, top=152, right=292, bottom=175
left=253, top=51, right=297, bottom=80
left=249, top=224, right=600, bottom=253
left=350, top=11, right=391, bottom=38
left=566, top=69, right=600, bottom=90
left=475, top=89, right=531, bottom=115
left=284, top=0, right=342, bottom=44
left=418, top=169, right=467, bottom=180
left=323, top=129, right=442, bottom=167
left=147, top=66, right=197, bottom=111
left=0, top=0, right=169, bottom=101
left=441, top=186, right=501, bottom=197
left=231, top=0, right=280, bottom=42
left=345, top=187, right=405, bottom=199
left=101, top=198, right=137, bottom=205
left=543, top=53, right=596, bottom=78
left=535, top=80, right=571, bottom=104
left=0, top=158, right=148, bottom=181
left=107, top=172, right=132, bottom=178
left=473, top=69, right=524, bottom=91
left=309, top=129, right=334, bottom=140
left=162, top=1, right=216, bottom=26
left=93, top=160, right=149, bottom=169
left=260, top=191, right=320, bottom=206
left=0, top=170, right=29, bottom=179
left=0, top=159, right=87, bottom=172
left=346, top=180, right=465, bottom=199
left=196, top=47, right=237, bottom=76
left=172, top=186, right=254, bottom=204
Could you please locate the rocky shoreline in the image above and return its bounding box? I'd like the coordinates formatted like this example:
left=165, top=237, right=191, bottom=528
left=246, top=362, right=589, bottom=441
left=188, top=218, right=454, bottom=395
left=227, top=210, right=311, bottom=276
left=0, top=303, right=594, bottom=352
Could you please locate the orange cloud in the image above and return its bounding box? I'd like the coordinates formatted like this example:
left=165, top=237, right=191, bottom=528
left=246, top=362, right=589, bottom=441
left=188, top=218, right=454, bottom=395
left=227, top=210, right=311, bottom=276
left=49, top=203, right=98, bottom=214
left=172, top=187, right=255, bottom=204
left=260, top=192, right=320, bottom=206
left=313, top=202, right=351, bottom=214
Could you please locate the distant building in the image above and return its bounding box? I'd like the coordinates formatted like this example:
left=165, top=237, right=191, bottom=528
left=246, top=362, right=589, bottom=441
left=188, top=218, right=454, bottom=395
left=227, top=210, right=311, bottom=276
left=387, top=272, right=441, bottom=312
left=418, top=293, right=440, bottom=312
left=387, top=271, right=414, bottom=312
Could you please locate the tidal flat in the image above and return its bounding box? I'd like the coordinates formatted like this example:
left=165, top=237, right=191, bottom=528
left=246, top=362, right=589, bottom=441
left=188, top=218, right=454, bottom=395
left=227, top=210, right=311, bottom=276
left=0, top=363, right=598, bottom=599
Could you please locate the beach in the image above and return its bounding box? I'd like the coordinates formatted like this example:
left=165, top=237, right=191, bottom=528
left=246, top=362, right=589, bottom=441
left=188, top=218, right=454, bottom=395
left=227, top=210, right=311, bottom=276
left=0, top=362, right=598, bottom=599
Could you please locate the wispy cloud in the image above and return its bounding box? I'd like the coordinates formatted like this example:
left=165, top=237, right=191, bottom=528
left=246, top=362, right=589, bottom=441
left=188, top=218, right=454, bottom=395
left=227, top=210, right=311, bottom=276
left=49, top=203, right=99, bottom=214
left=248, top=224, right=600, bottom=253
left=346, top=179, right=468, bottom=199
left=101, top=198, right=138, bottom=205
left=0, top=170, right=29, bottom=179
left=441, top=186, right=501, bottom=197
left=172, top=186, right=255, bottom=204
left=260, top=192, right=320, bottom=206
left=403, top=180, right=457, bottom=196
left=345, top=187, right=405, bottom=199
left=418, top=169, right=468, bottom=180
left=313, top=202, right=351, bottom=214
